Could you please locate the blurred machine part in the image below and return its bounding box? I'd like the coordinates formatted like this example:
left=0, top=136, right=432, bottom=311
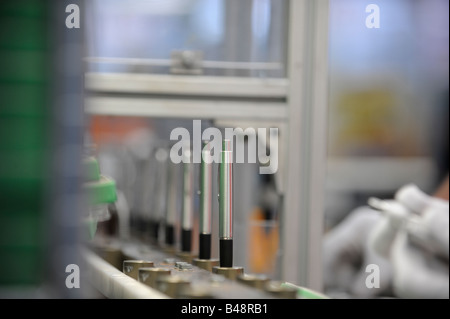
left=0, top=0, right=85, bottom=298
left=0, top=1, right=51, bottom=289
left=82, top=156, right=117, bottom=239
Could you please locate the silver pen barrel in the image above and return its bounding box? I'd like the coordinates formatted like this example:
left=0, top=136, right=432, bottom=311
left=154, top=148, right=169, bottom=221
left=150, top=147, right=169, bottom=243
left=181, top=149, right=193, bottom=252
left=219, top=139, right=233, bottom=239
left=166, top=162, right=178, bottom=227
left=165, top=159, right=179, bottom=246
left=219, top=139, right=233, bottom=267
left=200, top=141, right=212, bottom=235
left=199, top=141, right=213, bottom=260
left=182, top=149, right=194, bottom=231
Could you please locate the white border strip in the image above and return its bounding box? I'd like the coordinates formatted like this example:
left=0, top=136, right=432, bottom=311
left=82, top=249, right=169, bottom=299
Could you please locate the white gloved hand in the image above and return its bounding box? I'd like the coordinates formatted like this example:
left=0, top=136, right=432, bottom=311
left=366, top=184, right=447, bottom=261
left=323, top=206, right=389, bottom=297
left=394, top=184, right=448, bottom=258
left=349, top=199, right=411, bottom=298
left=391, top=230, right=449, bottom=299
left=389, top=184, right=449, bottom=298
left=367, top=199, right=411, bottom=258
left=324, top=184, right=449, bottom=299
left=399, top=190, right=449, bottom=260
left=418, top=200, right=449, bottom=259
left=395, top=184, right=436, bottom=214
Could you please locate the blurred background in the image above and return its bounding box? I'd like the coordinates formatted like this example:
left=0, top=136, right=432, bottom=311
left=0, top=0, right=448, bottom=298
left=326, top=0, right=449, bottom=230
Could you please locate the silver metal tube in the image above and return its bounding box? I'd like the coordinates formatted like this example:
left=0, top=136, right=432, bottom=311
left=200, top=142, right=212, bottom=234
left=154, top=148, right=169, bottom=221
left=166, top=161, right=178, bottom=226
left=219, top=140, right=233, bottom=239
left=182, top=149, right=193, bottom=230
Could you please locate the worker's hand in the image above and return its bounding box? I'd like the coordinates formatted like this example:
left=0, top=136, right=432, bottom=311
left=395, top=184, right=436, bottom=214
left=395, top=184, right=449, bottom=259
left=323, top=206, right=391, bottom=297
left=390, top=229, right=449, bottom=299
left=324, top=184, right=449, bottom=298
left=387, top=184, right=450, bottom=298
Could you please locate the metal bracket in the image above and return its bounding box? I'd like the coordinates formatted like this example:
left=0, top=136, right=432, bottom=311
left=170, top=50, right=203, bottom=75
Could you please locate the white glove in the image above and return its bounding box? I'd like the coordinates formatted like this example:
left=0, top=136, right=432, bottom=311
left=419, top=200, right=449, bottom=259
left=323, top=206, right=389, bottom=297
left=366, top=184, right=447, bottom=263
left=324, top=184, right=449, bottom=298
left=398, top=187, right=449, bottom=260
left=389, top=184, right=449, bottom=298
left=348, top=199, right=412, bottom=298
left=366, top=199, right=411, bottom=258
left=395, top=184, right=436, bottom=214
left=391, top=230, right=449, bottom=299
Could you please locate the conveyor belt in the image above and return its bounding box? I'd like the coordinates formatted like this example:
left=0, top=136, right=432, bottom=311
left=85, top=240, right=284, bottom=299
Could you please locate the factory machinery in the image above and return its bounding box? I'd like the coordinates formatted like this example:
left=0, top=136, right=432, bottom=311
left=0, top=0, right=329, bottom=299
left=83, top=139, right=321, bottom=299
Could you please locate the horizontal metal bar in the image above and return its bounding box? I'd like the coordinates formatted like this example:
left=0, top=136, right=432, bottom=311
left=82, top=249, right=169, bottom=299
left=202, top=61, right=282, bottom=70
left=85, top=57, right=171, bottom=66
left=85, top=96, right=288, bottom=121
left=84, top=57, right=283, bottom=70
left=326, top=157, right=436, bottom=193
left=85, top=73, right=288, bottom=99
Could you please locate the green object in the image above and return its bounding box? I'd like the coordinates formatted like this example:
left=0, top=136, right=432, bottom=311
left=82, top=156, right=117, bottom=205
left=0, top=0, right=47, bottom=18
left=0, top=0, right=49, bottom=286
left=0, top=118, right=46, bottom=150
left=83, top=156, right=101, bottom=182
left=81, top=156, right=117, bottom=239
left=281, top=282, right=330, bottom=299
left=0, top=246, right=43, bottom=285
left=0, top=84, right=47, bottom=117
left=84, top=176, right=117, bottom=206
left=0, top=16, right=47, bottom=50
left=0, top=50, right=47, bottom=84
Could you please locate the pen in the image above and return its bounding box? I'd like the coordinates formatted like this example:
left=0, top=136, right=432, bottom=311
left=219, top=139, right=233, bottom=267
left=199, top=141, right=212, bottom=260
